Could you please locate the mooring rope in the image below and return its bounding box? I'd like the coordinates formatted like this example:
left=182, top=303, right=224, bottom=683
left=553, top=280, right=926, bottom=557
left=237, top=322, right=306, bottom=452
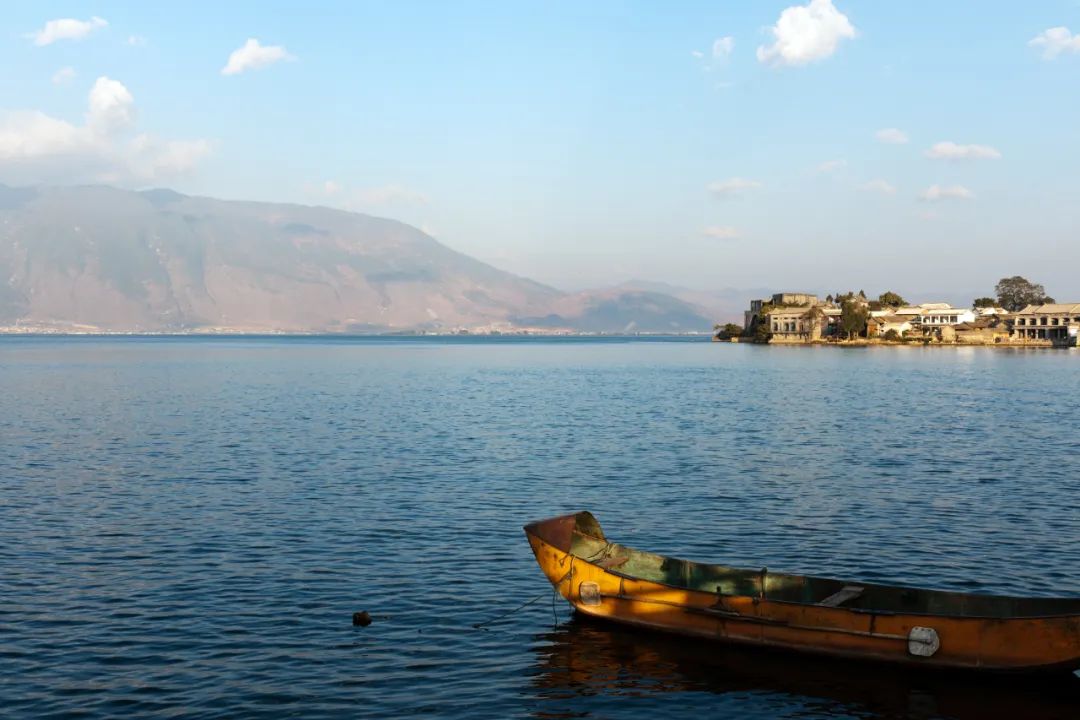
left=471, top=590, right=551, bottom=629
left=472, top=564, right=575, bottom=630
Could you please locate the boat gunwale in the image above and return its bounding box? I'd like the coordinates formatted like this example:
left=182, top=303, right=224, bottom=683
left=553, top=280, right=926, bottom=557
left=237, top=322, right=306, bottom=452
left=524, top=524, right=1080, bottom=621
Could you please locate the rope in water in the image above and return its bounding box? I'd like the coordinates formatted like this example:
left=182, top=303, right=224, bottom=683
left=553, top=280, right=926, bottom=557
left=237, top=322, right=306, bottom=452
left=472, top=590, right=551, bottom=629
left=472, top=563, right=575, bottom=630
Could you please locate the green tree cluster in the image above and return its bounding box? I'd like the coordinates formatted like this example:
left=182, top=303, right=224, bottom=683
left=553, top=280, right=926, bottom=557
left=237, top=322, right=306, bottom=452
left=713, top=322, right=743, bottom=339
left=877, top=291, right=906, bottom=307
left=994, top=276, right=1054, bottom=312
left=839, top=298, right=868, bottom=339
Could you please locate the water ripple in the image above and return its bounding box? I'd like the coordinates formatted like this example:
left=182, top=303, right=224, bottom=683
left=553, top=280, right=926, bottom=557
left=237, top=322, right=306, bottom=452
left=1, top=338, right=1078, bottom=719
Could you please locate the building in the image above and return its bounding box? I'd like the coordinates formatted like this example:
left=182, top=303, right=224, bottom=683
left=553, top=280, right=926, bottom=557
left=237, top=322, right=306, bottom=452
left=771, top=292, right=819, bottom=307
left=914, top=304, right=975, bottom=327
left=744, top=292, right=821, bottom=330
left=889, top=303, right=975, bottom=331
left=954, top=316, right=1010, bottom=344
left=1009, top=303, right=1080, bottom=345
left=765, top=307, right=816, bottom=342
left=866, top=314, right=913, bottom=338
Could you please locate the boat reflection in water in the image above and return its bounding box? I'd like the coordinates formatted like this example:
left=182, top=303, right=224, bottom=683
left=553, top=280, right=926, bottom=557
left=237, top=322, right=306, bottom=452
left=529, top=616, right=1080, bottom=720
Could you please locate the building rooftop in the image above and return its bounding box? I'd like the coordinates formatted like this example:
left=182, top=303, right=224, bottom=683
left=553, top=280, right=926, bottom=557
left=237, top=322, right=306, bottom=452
left=1014, top=303, right=1080, bottom=315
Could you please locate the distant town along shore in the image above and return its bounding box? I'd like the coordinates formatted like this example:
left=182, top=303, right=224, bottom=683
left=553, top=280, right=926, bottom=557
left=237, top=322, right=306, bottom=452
left=714, top=277, right=1078, bottom=349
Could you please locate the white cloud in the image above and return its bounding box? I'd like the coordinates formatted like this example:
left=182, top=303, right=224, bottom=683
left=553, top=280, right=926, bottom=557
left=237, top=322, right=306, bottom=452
left=693, top=36, right=734, bottom=72
left=221, top=38, right=295, bottom=76
left=0, top=76, right=210, bottom=186
left=919, top=184, right=974, bottom=202
left=127, top=35, right=147, bottom=47
left=1029, top=27, right=1080, bottom=59
left=52, top=67, right=76, bottom=85
left=757, top=0, right=856, bottom=67
left=354, top=184, right=428, bottom=207
left=703, top=225, right=740, bottom=240
left=308, top=181, right=428, bottom=211
left=712, top=36, right=735, bottom=60
left=875, top=127, right=908, bottom=144
left=862, top=179, right=896, bottom=194
left=924, top=141, right=1001, bottom=160
left=817, top=159, right=845, bottom=173
left=87, top=77, right=136, bottom=135
left=29, top=16, right=107, bottom=46
left=0, top=111, right=86, bottom=158
left=123, top=135, right=211, bottom=181
left=707, top=177, right=763, bottom=197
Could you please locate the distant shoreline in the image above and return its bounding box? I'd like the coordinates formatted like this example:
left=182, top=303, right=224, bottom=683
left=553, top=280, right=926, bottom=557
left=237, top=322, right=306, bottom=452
left=714, top=337, right=1075, bottom=350
left=0, top=331, right=714, bottom=340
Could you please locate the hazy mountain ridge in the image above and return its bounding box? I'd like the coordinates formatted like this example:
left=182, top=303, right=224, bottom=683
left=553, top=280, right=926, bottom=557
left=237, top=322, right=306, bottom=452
left=0, top=184, right=715, bottom=333
left=612, top=279, right=775, bottom=325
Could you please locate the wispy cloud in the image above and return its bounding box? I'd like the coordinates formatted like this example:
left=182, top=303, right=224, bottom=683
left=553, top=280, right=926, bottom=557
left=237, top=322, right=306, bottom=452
left=28, top=16, right=107, bottom=46
left=355, top=184, right=428, bottom=207
left=309, top=181, right=428, bottom=210
left=1029, top=27, right=1080, bottom=59
left=702, top=225, right=740, bottom=240
left=925, top=141, right=1001, bottom=160
left=817, top=159, right=846, bottom=173
left=757, top=0, right=856, bottom=67
left=712, top=36, right=734, bottom=60
left=693, top=36, right=735, bottom=72
left=861, top=179, right=896, bottom=194
left=51, top=67, right=76, bottom=85
left=707, top=177, right=763, bottom=198
left=875, top=127, right=908, bottom=144
left=221, top=38, right=295, bottom=76
left=919, top=184, right=974, bottom=202
left=127, top=35, right=147, bottom=47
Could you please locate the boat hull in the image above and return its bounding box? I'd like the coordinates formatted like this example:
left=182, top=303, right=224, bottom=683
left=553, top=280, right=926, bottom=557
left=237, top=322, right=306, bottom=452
left=525, top=513, right=1080, bottom=674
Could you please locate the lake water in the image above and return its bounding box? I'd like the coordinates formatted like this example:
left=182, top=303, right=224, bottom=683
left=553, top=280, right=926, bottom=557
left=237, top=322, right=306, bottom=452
left=1, top=337, right=1078, bottom=719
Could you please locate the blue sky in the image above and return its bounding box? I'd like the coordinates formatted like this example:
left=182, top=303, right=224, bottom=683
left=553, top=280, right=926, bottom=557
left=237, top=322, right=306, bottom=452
left=2, top=2, right=1079, bottom=299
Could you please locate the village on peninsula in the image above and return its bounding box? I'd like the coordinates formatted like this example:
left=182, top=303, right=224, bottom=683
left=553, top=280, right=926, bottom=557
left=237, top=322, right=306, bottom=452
left=716, top=276, right=1079, bottom=348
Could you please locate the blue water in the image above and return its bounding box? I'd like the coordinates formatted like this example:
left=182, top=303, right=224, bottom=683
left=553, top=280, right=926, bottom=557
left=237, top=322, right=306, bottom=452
left=1, top=337, right=1078, bottom=719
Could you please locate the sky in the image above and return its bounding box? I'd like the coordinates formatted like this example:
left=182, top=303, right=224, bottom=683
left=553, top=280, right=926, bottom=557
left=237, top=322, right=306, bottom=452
left=1, top=1, right=1079, bottom=300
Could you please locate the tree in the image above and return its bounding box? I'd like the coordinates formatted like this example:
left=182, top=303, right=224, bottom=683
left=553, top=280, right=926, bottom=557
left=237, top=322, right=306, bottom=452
left=744, top=310, right=774, bottom=343
left=839, top=299, right=868, bottom=340
left=995, top=276, right=1054, bottom=312
left=825, top=294, right=834, bottom=304
left=714, top=322, right=742, bottom=339
left=883, top=329, right=901, bottom=342
left=804, top=305, right=826, bottom=340
left=878, top=291, right=906, bottom=307
left=972, top=297, right=997, bottom=309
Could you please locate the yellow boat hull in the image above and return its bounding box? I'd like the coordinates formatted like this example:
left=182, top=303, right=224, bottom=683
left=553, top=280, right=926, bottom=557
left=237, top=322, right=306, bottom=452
left=525, top=512, right=1080, bottom=674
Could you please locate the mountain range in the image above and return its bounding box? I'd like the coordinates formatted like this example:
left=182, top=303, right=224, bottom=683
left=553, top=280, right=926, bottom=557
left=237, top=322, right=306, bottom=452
left=0, top=184, right=720, bottom=333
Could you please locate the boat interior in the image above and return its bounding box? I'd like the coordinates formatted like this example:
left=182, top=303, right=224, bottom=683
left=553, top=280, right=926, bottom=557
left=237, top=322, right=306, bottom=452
left=530, top=512, right=1080, bottom=620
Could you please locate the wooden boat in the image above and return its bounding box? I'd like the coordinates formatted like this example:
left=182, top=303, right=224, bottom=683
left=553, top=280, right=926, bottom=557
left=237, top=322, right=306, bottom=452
left=524, top=511, right=1080, bottom=674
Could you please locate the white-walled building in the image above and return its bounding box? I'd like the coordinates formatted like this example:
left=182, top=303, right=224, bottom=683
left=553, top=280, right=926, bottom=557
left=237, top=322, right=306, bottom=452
left=894, top=304, right=975, bottom=327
